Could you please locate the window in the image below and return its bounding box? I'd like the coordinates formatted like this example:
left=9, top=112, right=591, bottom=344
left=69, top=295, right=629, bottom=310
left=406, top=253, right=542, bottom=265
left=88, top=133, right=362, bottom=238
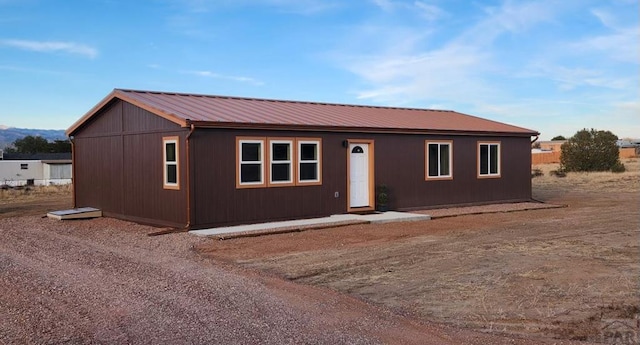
left=425, top=141, right=453, bottom=180
left=236, top=136, right=321, bottom=189
left=238, top=138, right=265, bottom=187
left=269, top=139, right=294, bottom=186
left=297, top=139, right=321, bottom=184
left=163, top=137, right=179, bottom=189
left=478, top=142, right=500, bottom=178
left=20, top=163, right=28, bottom=170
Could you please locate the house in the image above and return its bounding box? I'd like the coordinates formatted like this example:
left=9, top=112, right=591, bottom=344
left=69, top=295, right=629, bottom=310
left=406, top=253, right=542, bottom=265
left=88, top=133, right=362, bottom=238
left=66, top=89, right=539, bottom=229
left=0, top=152, right=72, bottom=186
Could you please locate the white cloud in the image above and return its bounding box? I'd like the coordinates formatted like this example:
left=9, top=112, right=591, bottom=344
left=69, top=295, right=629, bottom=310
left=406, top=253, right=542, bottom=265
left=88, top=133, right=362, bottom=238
left=336, top=1, right=556, bottom=106
left=370, top=0, right=395, bottom=12
left=413, top=1, right=446, bottom=22
left=0, top=39, right=98, bottom=58
left=185, top=70, right=264, bottom=86
left=370, top=0, right=447, bottom=21
left=572, top=27, right=639, bottom=64
left=524, top=63, right=635, bottom=91
left=346, top=43, right=494, bottom=105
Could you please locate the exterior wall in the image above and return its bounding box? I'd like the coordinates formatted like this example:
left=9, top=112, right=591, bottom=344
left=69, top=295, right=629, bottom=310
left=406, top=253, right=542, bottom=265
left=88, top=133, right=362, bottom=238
left=0, top=160, right=44, bottom=186
left=190, top=128, right=532, bottom=228
left=190, top=130, right=347, bottom=228
left=73, top=99, right=188, bottom=227
left=43, top=163, right=73, bottom=185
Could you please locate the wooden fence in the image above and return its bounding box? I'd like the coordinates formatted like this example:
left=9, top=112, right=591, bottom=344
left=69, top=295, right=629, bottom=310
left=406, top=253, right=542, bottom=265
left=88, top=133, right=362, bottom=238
left=532, top=147, right=638, bottom=165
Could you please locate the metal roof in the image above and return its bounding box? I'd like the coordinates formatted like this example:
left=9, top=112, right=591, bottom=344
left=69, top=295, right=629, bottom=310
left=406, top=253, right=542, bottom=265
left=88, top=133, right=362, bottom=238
left=67, top=89, right=539, bottom=136
left=2, top=152, right=72, bottom=161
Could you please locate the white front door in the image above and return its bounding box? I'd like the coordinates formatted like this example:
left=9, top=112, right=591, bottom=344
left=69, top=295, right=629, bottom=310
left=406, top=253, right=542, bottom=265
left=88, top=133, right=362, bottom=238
left=349, top=143, right=369, bottom=208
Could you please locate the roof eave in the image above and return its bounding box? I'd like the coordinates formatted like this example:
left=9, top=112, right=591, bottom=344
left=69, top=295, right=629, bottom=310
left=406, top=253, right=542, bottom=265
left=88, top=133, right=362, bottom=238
left=189, top=121, right=539, bottom=137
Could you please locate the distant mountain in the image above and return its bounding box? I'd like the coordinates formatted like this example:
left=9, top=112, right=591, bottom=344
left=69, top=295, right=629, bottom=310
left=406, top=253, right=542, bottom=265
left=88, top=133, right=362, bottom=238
left=0, top=126, right=67, bottom=149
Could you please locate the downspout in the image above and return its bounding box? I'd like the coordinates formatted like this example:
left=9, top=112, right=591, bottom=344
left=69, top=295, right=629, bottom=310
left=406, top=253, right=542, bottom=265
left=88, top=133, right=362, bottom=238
left=185, top=121, right=195, bottom=229
left=531, top=135, right=539, bottom=144
left=70, top=135, right=77, bottom=208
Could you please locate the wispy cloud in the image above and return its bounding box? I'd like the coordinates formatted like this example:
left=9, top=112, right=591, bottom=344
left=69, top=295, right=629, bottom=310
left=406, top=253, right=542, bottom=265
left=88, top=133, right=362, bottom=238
left=0, top=39, right=98, bottom=58
left=370, top=0, right=394, bottom=12
left=185, top=70, right=264, bottom=86
left=336, top=1, right=556, bottom=106
left=370, top=0, right=447, bottom=21
left=262, top=0, right=341, bottom=14
left=413, top=1, right=447, bottom=22
left=0, top=64, right=64, bottom=74
left=336, top=1, right=638, bottom=107
left=171, top=0, right=339, bottom=15
left=571, top=10, right=639, bottom=64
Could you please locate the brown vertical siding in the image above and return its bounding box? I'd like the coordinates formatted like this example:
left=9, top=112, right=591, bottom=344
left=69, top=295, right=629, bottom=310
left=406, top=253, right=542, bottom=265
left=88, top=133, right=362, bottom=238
left=73, top=99, right=188, bottom=227
left=73, top=136, right=124, bottom=213
left=191, top=129, right=348, bottom=228
left=370, top=135, right=531, bottom=210
left=190, top=129, right=532, bottom=228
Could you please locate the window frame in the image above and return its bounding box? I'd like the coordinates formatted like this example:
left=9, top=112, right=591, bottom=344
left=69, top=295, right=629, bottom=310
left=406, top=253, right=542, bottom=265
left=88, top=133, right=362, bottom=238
left=236, top=137, right=266, bottom=188
left=296, top=138, right=322, bottom=186
left=477, top=141, right=501, bottom=178
left=425, top=140, right=453, bottom=180
left=163, top=136, right=180, bottom=190
left=267, top=138, right=295, bottom=187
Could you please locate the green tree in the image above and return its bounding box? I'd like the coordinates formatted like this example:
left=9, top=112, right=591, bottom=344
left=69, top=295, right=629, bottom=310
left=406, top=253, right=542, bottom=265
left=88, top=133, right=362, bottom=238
left=560, top=129, right=621, bottom=172
left=49, top=139, right=72, bottom=153
left=4, top=136, right=71, bottom=154
left=12, top=135, right=51, bottom=154
left=551, top=135, right=566, bottom=141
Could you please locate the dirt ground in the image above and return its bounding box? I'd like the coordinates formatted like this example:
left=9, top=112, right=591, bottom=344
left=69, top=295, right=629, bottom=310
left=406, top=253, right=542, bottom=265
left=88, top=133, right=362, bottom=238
left=1, top=186, right=586, bottom=343
left=200, top=159, right=640, bottom=344
left=1, top=162, right=637, bottom=344
left=0, top=185, right=72, bottom=219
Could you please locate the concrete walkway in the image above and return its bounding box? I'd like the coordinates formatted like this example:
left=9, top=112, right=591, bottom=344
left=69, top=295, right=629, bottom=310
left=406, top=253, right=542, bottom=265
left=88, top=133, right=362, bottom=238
left=189, top=211, right=430, bottom=239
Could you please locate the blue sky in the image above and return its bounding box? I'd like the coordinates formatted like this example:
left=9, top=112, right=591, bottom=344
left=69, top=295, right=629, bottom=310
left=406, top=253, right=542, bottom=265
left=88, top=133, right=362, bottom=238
left=0, top=0, right=638, bottom=140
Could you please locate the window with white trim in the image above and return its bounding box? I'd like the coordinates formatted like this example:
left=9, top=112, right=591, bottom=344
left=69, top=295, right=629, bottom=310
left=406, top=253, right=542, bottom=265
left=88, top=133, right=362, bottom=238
left=425, top=141, right=452, bottom=179
left=298, top=140, right=321, bottom=184
left=238, top=139, right=265, bottom=186
left=163, top=137, right=179, bottom=189
left=478, top=142, right=500, bottom=177
left=269, top=139, right=293, bottom=185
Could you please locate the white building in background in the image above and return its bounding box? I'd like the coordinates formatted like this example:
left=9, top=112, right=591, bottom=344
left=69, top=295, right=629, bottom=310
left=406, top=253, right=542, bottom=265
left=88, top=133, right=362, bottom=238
left=0, top=152, right=72, bottom=186
left=0, top=160, right=72, bottom=186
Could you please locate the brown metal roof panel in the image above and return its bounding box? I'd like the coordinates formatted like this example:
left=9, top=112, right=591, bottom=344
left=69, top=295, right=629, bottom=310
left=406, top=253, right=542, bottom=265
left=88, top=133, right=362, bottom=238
left=87, top=89, right=538, bottom=135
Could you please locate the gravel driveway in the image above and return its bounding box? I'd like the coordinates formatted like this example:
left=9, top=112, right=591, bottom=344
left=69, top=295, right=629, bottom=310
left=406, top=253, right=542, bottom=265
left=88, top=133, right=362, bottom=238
left=0, top=216, right=576, bottom=345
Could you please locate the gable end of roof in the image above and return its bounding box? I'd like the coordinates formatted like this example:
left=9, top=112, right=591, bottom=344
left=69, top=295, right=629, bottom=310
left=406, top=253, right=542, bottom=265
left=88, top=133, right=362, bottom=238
left=66, top=89, right=188, bottom=136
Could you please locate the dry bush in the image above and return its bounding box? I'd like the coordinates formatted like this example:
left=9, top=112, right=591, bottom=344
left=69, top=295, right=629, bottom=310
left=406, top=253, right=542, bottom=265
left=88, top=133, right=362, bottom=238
left=0, top=184, right=72, bottom=201
left=533, top=158, right=639, bottom=193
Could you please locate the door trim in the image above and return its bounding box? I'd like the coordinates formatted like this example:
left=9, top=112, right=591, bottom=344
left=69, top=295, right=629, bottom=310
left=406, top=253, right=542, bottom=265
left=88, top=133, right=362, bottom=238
left=346, top=139, right=375, bottom=213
